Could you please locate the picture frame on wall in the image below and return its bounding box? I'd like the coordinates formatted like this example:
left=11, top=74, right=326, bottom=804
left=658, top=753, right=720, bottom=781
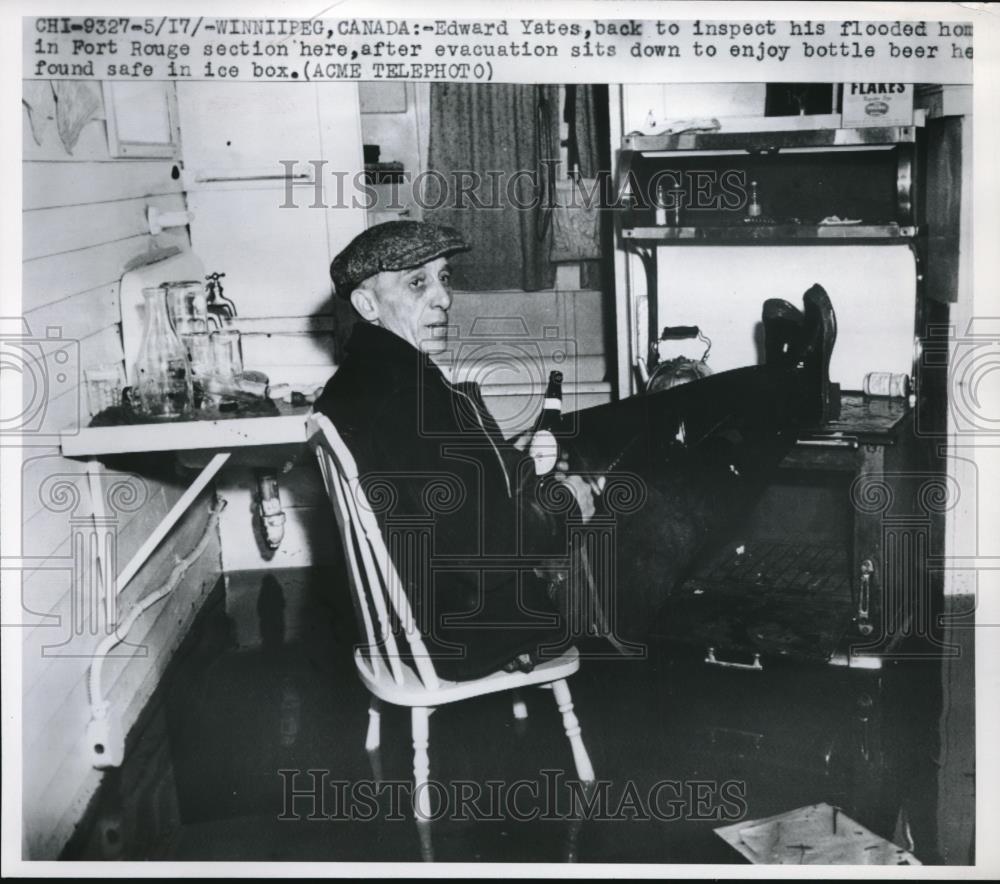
left=102, top=80, right=180, bottom=158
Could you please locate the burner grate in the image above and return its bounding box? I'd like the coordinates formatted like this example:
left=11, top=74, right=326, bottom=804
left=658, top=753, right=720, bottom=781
left=696, top=540, right=851, bottom=595
left=664, top=540, right=856, bottom=663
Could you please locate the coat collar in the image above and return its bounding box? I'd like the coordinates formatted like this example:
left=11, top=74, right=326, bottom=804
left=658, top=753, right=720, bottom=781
left=345, top=321, right=441, bottom=388
left=343, top=321, right=488, bottom=405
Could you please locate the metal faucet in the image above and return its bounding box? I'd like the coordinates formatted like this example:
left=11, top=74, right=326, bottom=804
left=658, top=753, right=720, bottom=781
left=256, top=472, right=287, bottom=550
left=204, top=271, right=237, bottom=323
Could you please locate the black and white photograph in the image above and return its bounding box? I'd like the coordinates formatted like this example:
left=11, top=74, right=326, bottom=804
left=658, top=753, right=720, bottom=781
left=1, top=0, right=996, bottom=876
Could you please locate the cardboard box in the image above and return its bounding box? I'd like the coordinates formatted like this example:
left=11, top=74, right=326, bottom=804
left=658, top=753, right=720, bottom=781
left=842, top=83, right=914, bottom=127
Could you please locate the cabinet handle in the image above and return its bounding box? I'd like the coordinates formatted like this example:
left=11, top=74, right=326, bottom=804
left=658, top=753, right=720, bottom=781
left=796, top=438, right=859, bottom=449
left=705, top=647, right=763, bottom=671
left=194, top=169, right=313, bottom=184
left=857, top=559, right=875, bottom=635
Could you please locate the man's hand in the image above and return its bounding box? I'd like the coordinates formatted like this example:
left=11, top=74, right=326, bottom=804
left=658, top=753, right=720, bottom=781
left=516, top=430, right=604, bottom=522
left=555, top=453, right=607, bottom=523
left=554, top=471, right=597, bottom=522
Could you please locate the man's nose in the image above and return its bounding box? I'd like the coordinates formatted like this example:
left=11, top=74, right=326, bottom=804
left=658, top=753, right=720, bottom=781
left=428, top=277, right=452, bottom=310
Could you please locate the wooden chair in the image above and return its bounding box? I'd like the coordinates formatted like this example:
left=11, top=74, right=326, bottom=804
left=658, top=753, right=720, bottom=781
left=307, top=412, right=595, bottom=859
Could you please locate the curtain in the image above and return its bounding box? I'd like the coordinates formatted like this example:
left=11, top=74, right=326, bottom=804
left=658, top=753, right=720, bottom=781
left=568, top=84, right=610, bottom=291
left=425, top=84, right=560, bottom=292
left=568, top=84, right=607, bottom=180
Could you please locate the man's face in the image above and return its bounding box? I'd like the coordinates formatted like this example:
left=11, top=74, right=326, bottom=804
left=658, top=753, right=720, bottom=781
left=362, top=256, right=454, bottom=355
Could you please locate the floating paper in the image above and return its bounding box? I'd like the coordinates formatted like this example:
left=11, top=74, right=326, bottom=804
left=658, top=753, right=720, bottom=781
left=715, top=802, right=920, bottom=865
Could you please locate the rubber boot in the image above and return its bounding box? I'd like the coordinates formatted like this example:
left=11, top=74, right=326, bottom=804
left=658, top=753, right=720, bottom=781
left=799, top=284, right=838, bottom=424
left=763, top=298, right=805, bottom=367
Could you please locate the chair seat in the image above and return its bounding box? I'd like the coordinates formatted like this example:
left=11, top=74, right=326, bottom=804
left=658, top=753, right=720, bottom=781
left=355, top=645, right=581, bottom=708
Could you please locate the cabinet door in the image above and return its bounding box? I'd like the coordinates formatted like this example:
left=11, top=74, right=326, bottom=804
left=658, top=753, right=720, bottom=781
left=924, top=116, right=964, bottom=304
left=184, top=187, right=339, bottom=319
left=176, top=82, right=365, bottom=319
left=177, top=81, right=325, bottom=181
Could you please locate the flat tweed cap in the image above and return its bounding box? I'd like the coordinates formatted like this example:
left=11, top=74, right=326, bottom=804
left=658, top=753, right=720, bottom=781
left=330, top=220, right=470, bottom=298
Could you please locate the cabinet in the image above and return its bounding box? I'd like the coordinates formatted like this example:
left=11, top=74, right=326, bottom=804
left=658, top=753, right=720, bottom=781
left=649, top=393, right=946, bottom=839
left=614, top=122, right=944, bottom=842
left=619, top=124, right=920, bottom=243
left=615, top=123, right=925, bottom=392
left=175, top=82, right=367, bottom=323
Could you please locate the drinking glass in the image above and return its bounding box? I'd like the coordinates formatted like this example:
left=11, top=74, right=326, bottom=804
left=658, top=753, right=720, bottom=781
left=211, top=329, right=243, bottom=379
left=185, top=331, right=214, bottom=379
left=85, top=363, right=126, bottom=417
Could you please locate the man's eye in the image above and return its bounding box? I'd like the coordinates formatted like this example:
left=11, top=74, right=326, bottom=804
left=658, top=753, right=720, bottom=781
left=409, top=276, right=425, bottom=289
left=440, top=273, right=452, bottom=286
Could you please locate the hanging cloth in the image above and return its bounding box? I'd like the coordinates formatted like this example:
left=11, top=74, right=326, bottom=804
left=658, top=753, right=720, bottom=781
left=549, top=85, right=602, bottom=263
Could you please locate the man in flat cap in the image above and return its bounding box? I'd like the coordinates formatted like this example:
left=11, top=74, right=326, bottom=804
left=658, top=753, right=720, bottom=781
left=314, top=220, right=836, bottom=681
left=316, top=220, right=577, bottom=680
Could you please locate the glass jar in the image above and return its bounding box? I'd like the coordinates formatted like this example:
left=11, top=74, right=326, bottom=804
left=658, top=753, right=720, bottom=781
left=134, top=286, right=193, bottom=418
left=165, top=280, right=210, bottom=328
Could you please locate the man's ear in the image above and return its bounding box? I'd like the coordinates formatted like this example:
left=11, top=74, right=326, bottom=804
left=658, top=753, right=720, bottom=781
left=350, top=286, right=379, bottom=322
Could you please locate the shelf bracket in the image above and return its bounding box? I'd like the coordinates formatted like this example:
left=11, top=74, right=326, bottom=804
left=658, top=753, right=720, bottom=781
left=113, top=452, right=230, bottom=595
left=627, top=242, right=659, bottom=373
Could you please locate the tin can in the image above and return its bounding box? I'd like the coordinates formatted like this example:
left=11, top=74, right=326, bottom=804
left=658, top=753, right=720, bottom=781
left=863, top=371, right=910, bottom=399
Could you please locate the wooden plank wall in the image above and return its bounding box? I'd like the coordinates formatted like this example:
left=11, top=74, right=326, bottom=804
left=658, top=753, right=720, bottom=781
left=20, top=83, right=222, bottom=860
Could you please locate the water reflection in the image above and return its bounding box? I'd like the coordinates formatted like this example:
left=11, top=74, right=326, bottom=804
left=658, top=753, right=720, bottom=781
left=62, top=567, right=948, bottom=864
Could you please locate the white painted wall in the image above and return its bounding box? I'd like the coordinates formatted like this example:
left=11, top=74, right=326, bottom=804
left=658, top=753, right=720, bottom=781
left=653, top=244, right=917, bottom=389
left=624, top=82, right=767, bottom=133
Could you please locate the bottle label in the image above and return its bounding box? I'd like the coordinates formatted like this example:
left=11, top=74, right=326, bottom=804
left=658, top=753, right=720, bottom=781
left=542, top=398, right=562, bottom=411
left=530, top=429, right=559, bottom=476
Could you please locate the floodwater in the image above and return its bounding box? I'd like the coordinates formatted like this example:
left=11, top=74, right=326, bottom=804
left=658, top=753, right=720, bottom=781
left=64, top=566, right=946, bottom=864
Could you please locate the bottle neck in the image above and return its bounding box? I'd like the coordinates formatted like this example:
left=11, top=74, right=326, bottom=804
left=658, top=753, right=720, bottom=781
left=542, top=375, right=563, bottom=411
left=141, top=288, right=184, bottom=351
left=143, top=290, right=172, bottom=333
left=535, top=372, right=563, bottom=432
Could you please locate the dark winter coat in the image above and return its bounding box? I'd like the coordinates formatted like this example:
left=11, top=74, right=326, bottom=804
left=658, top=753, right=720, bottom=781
left=314, top=322, right=568, bottom=681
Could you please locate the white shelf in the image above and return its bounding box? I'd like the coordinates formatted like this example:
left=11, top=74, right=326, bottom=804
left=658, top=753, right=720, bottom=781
left=60, top=405, right=312, bottom=458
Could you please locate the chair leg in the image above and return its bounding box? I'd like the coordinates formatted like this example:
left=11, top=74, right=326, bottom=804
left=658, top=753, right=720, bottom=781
left=564, top=802, right=585, bottom=863
left=550, top=679, right=595, bottom=783
left=365, top=697, right=381, bottom=752
left=511, top=689, right=529, bottom=721
left=411, top=706, right=434, bottom=861
left=363, top=698, right=384, bottom=783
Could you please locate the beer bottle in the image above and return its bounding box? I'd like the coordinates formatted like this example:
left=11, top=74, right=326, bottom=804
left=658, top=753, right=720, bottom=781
left=530, top=370, right=563, bottom=476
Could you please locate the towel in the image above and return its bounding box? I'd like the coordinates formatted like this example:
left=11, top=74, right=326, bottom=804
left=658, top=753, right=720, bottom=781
left=22, top=81, right=56, bottom=146
left=52, top=80, right=103, bottom=153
